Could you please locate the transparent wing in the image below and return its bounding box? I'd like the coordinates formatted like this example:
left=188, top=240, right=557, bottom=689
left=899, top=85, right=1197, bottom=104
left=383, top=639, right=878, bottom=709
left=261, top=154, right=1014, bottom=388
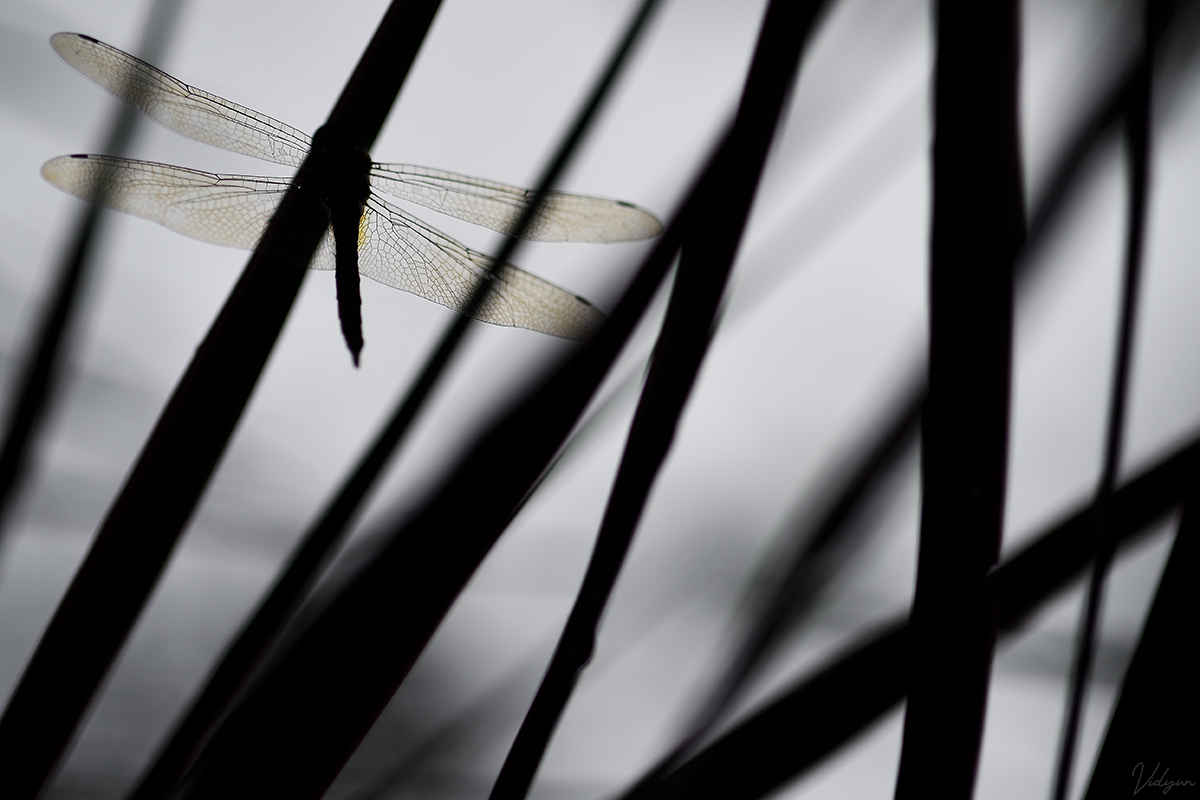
left=51, top=32, right=311, bottom=168
left=51, top=32, right=661, bottom=252
left=42, top=155, right=604, bottom=340
left=369, top=163, right=663, bottom=243
left=42, top=154, right=288, bottom=249
left=335, top=193, right=606, bottom=340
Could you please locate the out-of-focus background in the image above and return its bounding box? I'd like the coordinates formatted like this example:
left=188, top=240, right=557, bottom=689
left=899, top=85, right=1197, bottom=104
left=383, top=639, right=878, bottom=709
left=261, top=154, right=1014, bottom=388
left=1, top=1, right=1197, bottom=798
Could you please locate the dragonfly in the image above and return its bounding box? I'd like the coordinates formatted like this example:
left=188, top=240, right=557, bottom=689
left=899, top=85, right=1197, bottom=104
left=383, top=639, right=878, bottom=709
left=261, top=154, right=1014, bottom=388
left=42, top=33, right=662, bottom=364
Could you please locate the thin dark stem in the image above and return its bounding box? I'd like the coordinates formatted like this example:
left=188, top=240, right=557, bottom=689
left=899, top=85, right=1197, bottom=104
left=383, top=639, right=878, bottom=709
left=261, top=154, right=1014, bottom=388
left=123, top=3, right=660, bottom=796
left=1051, top=4, right=1163, bottom=799
left=590, top=19, right=1183, bottom=800
left=457, top=0, right=664, bottom=329
left=0, top=0, right=186, bottom=545
left=0, top=3, right=440, bottom=796
left=614, top=17, right=1184, bottom=799
left=1082, top=476, right=1200, bottom=799
left=621, top=432, right=1200, bottom=800
left=487, top=3, right=829, bottom=799
left=622, top=371, right=924, bottom=800
left=166, top=136, right=693, bottom=799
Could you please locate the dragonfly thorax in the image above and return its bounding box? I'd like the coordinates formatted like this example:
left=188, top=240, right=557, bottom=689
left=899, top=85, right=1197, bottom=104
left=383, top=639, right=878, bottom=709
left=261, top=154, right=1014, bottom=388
left=305, top=124, right=372, bottom=211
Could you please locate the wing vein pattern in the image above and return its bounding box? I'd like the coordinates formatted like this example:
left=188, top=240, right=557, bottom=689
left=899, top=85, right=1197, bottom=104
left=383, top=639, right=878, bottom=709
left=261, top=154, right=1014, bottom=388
left=42, top=155, right=605, bottom=339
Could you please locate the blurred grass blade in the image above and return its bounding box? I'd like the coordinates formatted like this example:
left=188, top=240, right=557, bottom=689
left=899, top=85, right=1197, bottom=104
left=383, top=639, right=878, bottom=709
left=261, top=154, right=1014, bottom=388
left=0, top=3, right=443, bottom=797
left=436, top=0, right=664, bottom=348
left=0, top=0, right=185, bottom=544
left=347, top=656, right=546, bottom=800
left=615, top=10, right=1192, bottom=790
left=894, top=3, right=1024, bottom=796
left=487, top=2, right=832, bottom=799
left=1083, top=472, right=1200, bottom=799
left=123, top=3, right=660, bottom=798
left=349, top=558, right=730, bottom=800
left=621, top=434, right=1200, bottom=800
left=1052, top=4, right=1165, bottom=798
left=169, top=130, right=703, bottom=797
left=693, top=4, right=1200, bottom=782
left=630, top=371, right=922, bottom=800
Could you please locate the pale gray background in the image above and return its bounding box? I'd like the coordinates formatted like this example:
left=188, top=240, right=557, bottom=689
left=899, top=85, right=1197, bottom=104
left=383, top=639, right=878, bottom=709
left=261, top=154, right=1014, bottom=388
left=0, top=1, right=1195, bottom=798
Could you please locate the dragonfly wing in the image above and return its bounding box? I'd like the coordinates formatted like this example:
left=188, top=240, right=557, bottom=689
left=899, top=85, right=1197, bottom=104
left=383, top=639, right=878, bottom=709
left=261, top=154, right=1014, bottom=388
left=359, top=195, right=606, bottom=340
left=52, top=33, right=311, bottom=168
left=42, top=155, right=604, bottom=339
left=42, top=154, right=290, bottom=250
left=369, top=164, right=663, bottom=243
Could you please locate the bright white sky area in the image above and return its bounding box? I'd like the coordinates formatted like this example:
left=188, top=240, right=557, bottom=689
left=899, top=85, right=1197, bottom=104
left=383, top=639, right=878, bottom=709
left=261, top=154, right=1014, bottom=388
left=1, top=1, right=1198, bottom=798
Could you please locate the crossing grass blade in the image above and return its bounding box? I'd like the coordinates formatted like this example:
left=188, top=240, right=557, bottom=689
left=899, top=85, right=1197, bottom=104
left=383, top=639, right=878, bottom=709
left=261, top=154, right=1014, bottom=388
left=487, top=3, right=831, bottom=798
left=1052, top=5, right=1166, bottom=797
left=121, top=3, right=661, bottom=798
left=1082, top=468, right=1199, bottom=799
left=0, top=3, right=443, bottom=797
left=9, top=4, right=1200, bottom=799
left=0, top=0, right=185, bottom=543
left=163, top=141, right=696, bottom=799
left=621, top=433, right=1200, bottom=800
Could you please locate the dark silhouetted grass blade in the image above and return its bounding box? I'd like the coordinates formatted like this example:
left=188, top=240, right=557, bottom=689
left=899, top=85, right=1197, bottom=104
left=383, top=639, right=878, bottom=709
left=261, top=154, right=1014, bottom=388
left=894, top=3, right=1024, bottom=796
left=123, top=2, right=662, bottom=796
left=1082, top=471, right=1199, bottom=799
left=622, top=433, right=1200, bottom=800
left=0, top=2, right=443, bottom=797
left=0, top=0, right=185, bottom=545
left=614, top=20, right=1196, bottom=797
left=166, top=123, right=703, bottom=794
left=488, top=3, right=832, bottom=799
left=1052, top=4, right=1167, bottom=797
